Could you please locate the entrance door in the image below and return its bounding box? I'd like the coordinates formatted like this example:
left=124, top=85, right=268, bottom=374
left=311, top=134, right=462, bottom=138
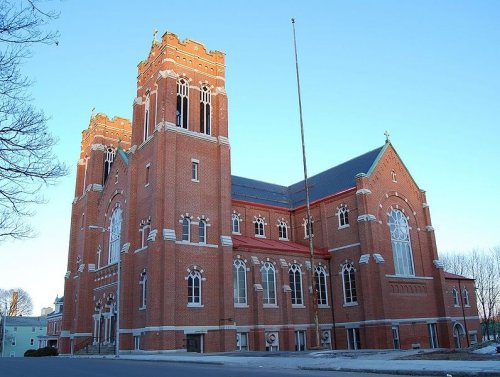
left=186, top=334, right=202, bottom=353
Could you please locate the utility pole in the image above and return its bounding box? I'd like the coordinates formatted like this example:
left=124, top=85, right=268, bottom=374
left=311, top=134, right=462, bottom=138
left=291, top=18, right=320, bottom=348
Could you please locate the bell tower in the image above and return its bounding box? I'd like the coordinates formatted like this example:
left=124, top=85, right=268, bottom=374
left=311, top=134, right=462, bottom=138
left=121, top=31, right=234, bottom=351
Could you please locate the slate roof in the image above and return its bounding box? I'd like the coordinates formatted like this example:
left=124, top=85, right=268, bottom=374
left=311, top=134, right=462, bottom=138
left=444, top=272, right=474, bottom=281
left=232, top=145, right=385, bottom=209
left=4, top=316, right=47, bottom=327
left=116, top=148, right=129, bottom=165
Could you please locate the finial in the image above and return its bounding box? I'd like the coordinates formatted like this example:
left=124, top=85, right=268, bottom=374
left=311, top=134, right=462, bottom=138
left=91, top=107, right=96, bottom=118
left=384, top=130, right=390, bottom=143
left=291, top=18, right=295, bottom=24
left=153, top=28, right=159, bottom=43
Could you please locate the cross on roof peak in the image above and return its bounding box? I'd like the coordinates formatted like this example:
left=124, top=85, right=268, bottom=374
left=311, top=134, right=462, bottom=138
left=384, top=130, right=390, bottom=143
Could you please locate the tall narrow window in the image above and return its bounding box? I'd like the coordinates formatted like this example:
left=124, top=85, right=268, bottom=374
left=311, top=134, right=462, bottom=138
left=187, top=270, right=201, bottom=305
left=109, top=207, right=123, bottom=264
left=145, top=164, right=150, bottom=186
left=392, top=326, right=400, bottom=349
left=463, top=288, right=470, bottom=306
left=347, top=328, right=361, bottom=350
left=289, top=264, right=303, bottom=305
left=103, top=147, right=115, bottom=183
left=143, top=92, right=150, bottom=141
left=452, top=288, right=460, bottom=306
left=428, top=323, right=439, bottom=348
left=261, top=262, right=276, bottom=305
left=338, top=205, right=349, bottom=228
left=304, top=218, right=314, bottom=238
left=236, top=333, right=248, bottom=351
left=295, top=331, right=306, bottom=351
left=314, top=265, right=328, bottom=306
left=233, top=259, right=247, bottom=305
left=278, top=220, right=288, bottom=240
left=198, top=219, right=206, bottom=244
left=182, top=217, right=191, bottom=242
left=232, top=213, right=241, bottom=234
left=254, top=217, right=265, bottom=237
left=139, top=271, right=147, bottom=309
left=140, top=222, right=151, bottom=248
left=200, top=85, right=211, bottom=134
left=191, top=160, right=199, bottom=181
left=388, top=209, right=415, bottom=276
left=176, top=78, right=189, bottom=129
left=342, top=263, right=357, bottom=304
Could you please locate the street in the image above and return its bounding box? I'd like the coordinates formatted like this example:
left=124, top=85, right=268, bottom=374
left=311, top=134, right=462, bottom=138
left=0, top=357, right=434, bottom=377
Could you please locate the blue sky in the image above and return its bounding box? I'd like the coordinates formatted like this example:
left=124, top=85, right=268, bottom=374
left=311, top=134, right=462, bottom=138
left=0, top=1, right=499, bottom=314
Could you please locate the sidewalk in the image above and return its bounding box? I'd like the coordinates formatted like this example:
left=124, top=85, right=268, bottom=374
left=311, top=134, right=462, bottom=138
left=98, top=349, right=500, bottom=377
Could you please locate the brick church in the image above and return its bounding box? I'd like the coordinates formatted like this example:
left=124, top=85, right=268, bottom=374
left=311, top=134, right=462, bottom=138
left=60, top=31, right=480, bottom=354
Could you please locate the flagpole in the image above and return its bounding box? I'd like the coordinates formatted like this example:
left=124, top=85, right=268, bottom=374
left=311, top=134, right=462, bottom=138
left=291, top=18, right=320, bottom=348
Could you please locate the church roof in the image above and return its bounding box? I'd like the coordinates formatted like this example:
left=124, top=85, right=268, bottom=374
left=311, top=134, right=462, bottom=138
left=232, top=145, right=384, bottom=209
left=444, top=271, right=474, bottom=281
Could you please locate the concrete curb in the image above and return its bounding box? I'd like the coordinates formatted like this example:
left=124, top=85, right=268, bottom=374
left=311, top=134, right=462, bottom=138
left=300, top=366, right=500, bottom=377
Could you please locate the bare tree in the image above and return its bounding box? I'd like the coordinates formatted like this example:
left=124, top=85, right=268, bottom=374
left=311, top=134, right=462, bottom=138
left=0, top=0, right=67, bottom=241
left=0, top=288, right=34, bottom=316
left=441, top=252, right=473, bottom=278
left=441, top=248, right=500, bottom=340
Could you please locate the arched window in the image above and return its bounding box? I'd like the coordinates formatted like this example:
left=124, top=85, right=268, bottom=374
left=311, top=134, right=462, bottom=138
left=303, top=218, right=314, bottom=239
left=103, top=147, right=115, bottom=183
left=182, top=217, right=191, bottom=242
left=254, top=217, right=265, bottom=237
left=453, top=323, right=465, bottom=348
left=176, top=78, right=189, bottom=129
left=198, top=219, right=207, bottom=244
left=139, top=270, right=147, bottom=309
left=143, top=92, right=150, bottom=141
left=261, top=262, right=276, bottom=305
left=200, top=85, right=211, bottom=135
left=463, top=288, right=470, bottom=306
left=388, top=209, right=415, bottom=276
left=289, top=264, right=303, bottom=305
left=231, top=213, right=240, bottom=234
left=278, top=220, right=288, bottom=240
left=342, top=263, right=357, bottom=304
left=187, top=270, right=201, bottom=305
left=233, top=259, right=247, bottom=305
left=109, top=207, right=122, bottom=264
left=452, top=288, right=460, bottom=306
left=314, top=265, right=328, bottom=305
left=338, top=205, right=349, bottom=228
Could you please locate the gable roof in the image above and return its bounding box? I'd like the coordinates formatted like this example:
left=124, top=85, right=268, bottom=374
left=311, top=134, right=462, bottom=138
left=232, top=146, right=384, bottom=209
left=4, top=316, right=47, bottom=327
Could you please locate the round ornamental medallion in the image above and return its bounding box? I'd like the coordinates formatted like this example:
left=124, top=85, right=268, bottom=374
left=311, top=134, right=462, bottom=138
left=322, top=331, right=330, bottom=341
left=266, top=333, right=277, bottom=344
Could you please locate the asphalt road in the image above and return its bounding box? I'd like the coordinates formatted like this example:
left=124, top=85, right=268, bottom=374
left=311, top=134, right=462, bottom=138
left=0, top=357, right=434, bottom=377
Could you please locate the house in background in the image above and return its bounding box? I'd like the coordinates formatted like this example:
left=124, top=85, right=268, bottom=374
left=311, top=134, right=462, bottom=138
left=39, top=296, right=64, bottom=349
left=1, top=316, right=47, bottom=357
